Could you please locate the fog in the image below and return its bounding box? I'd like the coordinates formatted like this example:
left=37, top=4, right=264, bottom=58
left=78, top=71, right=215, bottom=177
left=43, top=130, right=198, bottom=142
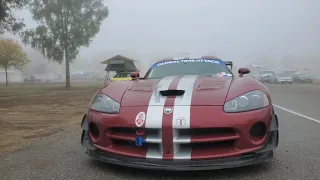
left=2, top=0, right=320, bottom=81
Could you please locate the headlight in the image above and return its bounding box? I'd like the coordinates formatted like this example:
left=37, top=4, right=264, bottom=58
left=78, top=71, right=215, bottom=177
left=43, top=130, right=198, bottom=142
left=90, top=93, right=120, bottom=114
left=224, top=90, right=270, bottom=113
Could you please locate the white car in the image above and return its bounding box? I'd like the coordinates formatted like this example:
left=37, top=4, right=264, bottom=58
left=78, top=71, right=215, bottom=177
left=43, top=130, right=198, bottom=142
left=258, top=70, right=276, bottom=83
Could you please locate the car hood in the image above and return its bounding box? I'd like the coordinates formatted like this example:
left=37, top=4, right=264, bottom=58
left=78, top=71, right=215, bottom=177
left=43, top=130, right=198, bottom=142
left=299, top=75, right=312, bottom=79
left=121, top=75, right=233, bottom=106
left=262, top=74, right=272, bottom=77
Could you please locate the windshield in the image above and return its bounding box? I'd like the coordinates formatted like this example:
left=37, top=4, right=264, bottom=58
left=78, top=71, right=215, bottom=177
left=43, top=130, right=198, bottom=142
left=144, top=59, right=233, bottom=79
left=276, top=73, right=288, bottom=77
left=284, top=71, right=297, bottom=76
left=113, top=73, right=131, bottom=78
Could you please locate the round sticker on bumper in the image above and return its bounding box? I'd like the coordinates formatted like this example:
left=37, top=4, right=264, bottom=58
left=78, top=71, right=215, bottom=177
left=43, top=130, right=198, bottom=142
left=176, top=117, right=186, bottom=127
left=135, top=112, right=146, bottom=127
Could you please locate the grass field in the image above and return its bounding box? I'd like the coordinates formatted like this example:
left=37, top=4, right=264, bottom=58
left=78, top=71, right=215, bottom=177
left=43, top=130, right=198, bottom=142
left=0, top=82, right=103, bottom=155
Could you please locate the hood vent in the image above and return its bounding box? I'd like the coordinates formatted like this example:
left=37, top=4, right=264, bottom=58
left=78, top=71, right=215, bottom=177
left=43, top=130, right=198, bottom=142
left=160, top=90, right=185, bottom=97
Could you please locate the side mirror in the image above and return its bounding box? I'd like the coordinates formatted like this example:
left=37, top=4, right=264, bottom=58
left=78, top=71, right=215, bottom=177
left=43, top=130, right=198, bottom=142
left=130, top=71, right=140, bottom=80
left=238, top=68, right=250, bottom=77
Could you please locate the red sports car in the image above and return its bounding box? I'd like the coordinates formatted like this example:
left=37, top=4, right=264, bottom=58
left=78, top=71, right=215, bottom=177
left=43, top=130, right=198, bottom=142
left=81, top=56, right=279, bottom=171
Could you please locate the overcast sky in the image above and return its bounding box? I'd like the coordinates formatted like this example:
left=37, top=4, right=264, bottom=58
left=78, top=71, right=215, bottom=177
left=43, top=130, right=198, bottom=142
left=14, top=0, right=320, bottom=68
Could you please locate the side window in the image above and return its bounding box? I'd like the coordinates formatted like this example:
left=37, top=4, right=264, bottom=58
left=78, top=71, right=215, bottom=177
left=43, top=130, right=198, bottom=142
left=119, top=73, right=129, bottom=77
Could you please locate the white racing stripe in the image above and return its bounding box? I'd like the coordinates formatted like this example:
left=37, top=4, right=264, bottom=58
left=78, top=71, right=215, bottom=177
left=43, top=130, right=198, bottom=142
left=172, top=75, right=198, bottom=159
left=273, top=104, right=320, bottom=124
left=145, top=76, right=176, bottom=159
left=145, top=76, right=176, bottom=128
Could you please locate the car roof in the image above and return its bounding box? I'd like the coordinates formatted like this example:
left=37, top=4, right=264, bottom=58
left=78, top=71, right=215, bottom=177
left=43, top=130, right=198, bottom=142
left=276, top=72, right=288, bottom=75
left=118, top=71, right=132, bottom=73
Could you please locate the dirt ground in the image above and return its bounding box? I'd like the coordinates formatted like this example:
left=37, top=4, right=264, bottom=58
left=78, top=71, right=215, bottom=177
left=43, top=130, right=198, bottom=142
left=0, top=82, right=102, bottom=155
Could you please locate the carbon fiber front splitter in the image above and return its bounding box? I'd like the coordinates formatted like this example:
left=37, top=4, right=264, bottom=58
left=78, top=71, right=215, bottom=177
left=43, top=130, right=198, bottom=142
left=86, top=148, right=273, bottom=171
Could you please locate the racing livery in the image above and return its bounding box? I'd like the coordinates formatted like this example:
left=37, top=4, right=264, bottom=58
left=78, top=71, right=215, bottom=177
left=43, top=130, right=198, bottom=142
left=81, top=56, right=279, bottom=170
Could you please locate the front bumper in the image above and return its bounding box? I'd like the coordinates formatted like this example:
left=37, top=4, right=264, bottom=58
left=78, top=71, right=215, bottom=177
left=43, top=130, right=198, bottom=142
left=277, top=79, right=293, bottom=83
left=80, top=107, right=279, bottom=171
left=298, top=79, right=313, bottom=82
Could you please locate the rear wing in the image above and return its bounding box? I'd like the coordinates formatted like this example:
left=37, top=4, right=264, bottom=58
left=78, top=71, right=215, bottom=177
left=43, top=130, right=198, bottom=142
left=223, top=61, right=233, bottom=70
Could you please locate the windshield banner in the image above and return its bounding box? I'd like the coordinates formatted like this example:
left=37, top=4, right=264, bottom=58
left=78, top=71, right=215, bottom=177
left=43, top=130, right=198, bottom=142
left=152, top=59, right=224, bottom=69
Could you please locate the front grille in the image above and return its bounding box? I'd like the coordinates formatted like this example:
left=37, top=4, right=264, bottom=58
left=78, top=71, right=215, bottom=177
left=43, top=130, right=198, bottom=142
left=107, top=127, right=162, bottom=150
left=103, top=127, right=239, bottom=160
left=177, top=128, right=238, bottom=143
left=174, top=128, right=238, bottom=159
left=108, top=127, right=159, bottom=141
left=183, top=140, right=235, bottom=149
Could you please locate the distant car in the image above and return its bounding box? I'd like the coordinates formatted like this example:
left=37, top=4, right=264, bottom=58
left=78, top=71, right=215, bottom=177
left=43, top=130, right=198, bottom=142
left=71, top=72, right=88, bottom=80
left=293, top=72, right=313, bottom=83
left=111, top=71, right=133, bottom=81
left=81, top=56, right=279, bottom=171
left=23, top=76, right=41, bottom=83
left=282, top=70, right=298, bottom=79
left=259, top=70, right=276, bottom=83
left=272, top=72, right=293, bottom=84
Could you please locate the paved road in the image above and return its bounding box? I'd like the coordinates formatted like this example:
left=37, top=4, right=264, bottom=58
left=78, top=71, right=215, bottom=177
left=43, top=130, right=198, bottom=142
left=1, top=84, right=320, bottom=180
left=268, top=84, right=320, bottom=119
